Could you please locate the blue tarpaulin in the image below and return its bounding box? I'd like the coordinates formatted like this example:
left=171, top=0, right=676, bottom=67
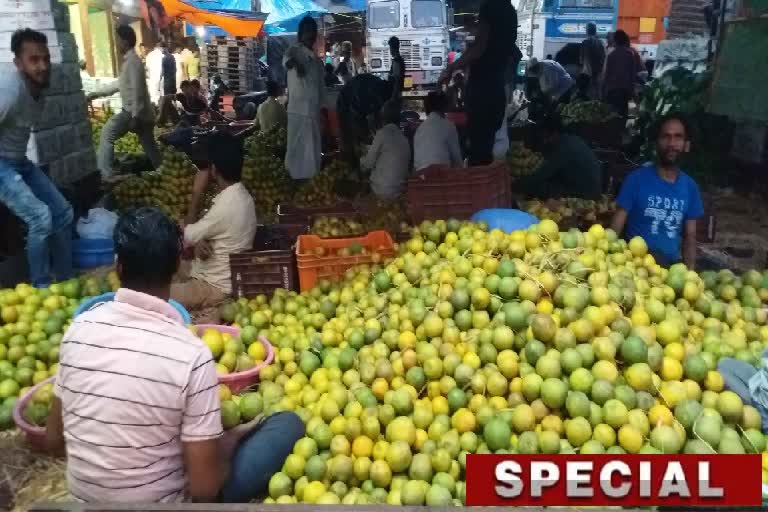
left=188, top=0, right=364, bottom=34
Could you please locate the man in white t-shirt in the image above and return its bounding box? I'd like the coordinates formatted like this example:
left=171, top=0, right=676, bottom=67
left=413, top=91, right=462, bottom=171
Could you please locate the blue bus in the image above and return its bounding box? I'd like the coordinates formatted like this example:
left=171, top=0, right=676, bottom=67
left=516, top=0, right=616, bottom=63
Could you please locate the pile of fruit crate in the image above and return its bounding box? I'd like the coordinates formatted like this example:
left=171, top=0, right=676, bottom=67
left=201, top=36, right=260, bottom=93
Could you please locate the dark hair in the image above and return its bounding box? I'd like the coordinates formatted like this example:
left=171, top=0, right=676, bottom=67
left=424, top=91, right=447, bottom=115
left=266, top=80, right=281, bottom=97
left=190, top=79, right=200, bottom=89
left=652, top=112, right=690, bottom=141
left=11, top=29, right=47, bottom=57
left=210, top=132, right=244, bottom=182
left=586, top=22, right=597, bottom=36
left=614, top=29, right=630, bottom=47
left=116, top=25, right=137, bottom=48
left=180, top=80, right=191, bottom=90
left=298, top=16, right=318, bottom=38
left=114, top=207, right=181, bottom=289
left=388, top=36, right=400, bottom=50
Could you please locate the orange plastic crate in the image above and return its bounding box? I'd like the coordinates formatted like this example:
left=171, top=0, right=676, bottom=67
left=406, top=163, right=512, bottom=222
left=296, top=230, right=395, bottom=291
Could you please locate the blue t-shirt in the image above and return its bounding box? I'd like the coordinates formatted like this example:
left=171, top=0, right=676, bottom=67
left=616, top=165, right=704, bottom=266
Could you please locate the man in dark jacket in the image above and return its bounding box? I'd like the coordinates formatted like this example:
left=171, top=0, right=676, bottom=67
left=581, top=22, right=605, bottom=99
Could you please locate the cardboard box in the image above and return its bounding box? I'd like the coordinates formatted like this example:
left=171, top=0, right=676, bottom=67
left=26, top=127, right=61, bottom=164
left=0, top=7, right=69, bottom=32
left=0, top=43, right=77, bottom=64
left=0, top=29, right=74, bottom=48
left=73, top=120, right=92, bottom=150
left=47, top=62, right=81, bottom=95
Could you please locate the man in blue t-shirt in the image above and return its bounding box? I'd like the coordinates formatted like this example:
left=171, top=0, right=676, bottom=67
left=611, top=113, right=704, bottom=268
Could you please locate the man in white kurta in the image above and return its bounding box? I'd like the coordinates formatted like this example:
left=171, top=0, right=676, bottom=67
left=145, top=43, right=164, bottom=105
left=283, top=16, right=324, bottom=180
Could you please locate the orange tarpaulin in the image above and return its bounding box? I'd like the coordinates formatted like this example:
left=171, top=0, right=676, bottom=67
left=160, top=0, right=266, bottom=36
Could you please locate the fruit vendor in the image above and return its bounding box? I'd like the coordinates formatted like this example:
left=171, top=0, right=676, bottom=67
left=87, top=25, right=161, bottom=183
left=47, top=207, right=304, bottom=503
left=284, top=16, right=325, bottom=181
left=611, top=113, right=704, bottom=269
left=172, top=132, right=257, bottom=310
left=413, top=91, right=463, bottom=172
left=336, top=73, right=391, bottom=164
left=515, top=114, right=602, bottom=200
left=0, top=29, right=74, bottom=288
left=360, top=100, right=411, bottom=200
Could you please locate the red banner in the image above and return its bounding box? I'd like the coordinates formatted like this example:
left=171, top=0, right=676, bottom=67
left=466, top=454, right=762, bottom=507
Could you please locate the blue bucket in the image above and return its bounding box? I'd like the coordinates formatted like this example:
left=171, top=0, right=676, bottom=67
left=73, top=238, right=115, bottom=269
left=74, top=292, right=192, bottom=324
left=471, top=209, right=539, bottom=234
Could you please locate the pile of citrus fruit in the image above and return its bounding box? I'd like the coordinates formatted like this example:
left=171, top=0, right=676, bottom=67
left=192, top=326, right=269, bottom=375
left=0, top=273, right=119, bottom=429
left=214, top=218, right=768, bottom=505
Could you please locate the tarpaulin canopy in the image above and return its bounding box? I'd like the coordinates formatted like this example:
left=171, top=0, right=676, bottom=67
left=187, top=0, right=364, bottom=33
left=161, top=0, right=267, bottom=36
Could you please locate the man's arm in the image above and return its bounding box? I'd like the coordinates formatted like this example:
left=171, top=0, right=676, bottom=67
left=87, top=80, right=120, bottom=100
left=611, top=208, right=628, bottom=235
left=441, top=20, right=489, bottom=82
left=360, top=130, right=383, bottom=171
left=391, top=60, right=404, bottom=99
left=0, top=85, right=16, bottom=125
left=127, top=58, right=145, bottom=120
left=683, top=219, right=697, bottom=269
left=45, top=396, right=66, bottom=456
left=184, top=195, right=225, bottom=245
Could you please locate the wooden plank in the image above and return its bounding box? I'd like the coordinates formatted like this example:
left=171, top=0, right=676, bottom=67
left=77, top=0, right=94, bottom=76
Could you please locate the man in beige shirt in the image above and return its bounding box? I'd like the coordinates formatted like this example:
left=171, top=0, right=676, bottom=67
left=171, top=133, right=257, bottom=309
left=88, top=25, right=161, bottom=181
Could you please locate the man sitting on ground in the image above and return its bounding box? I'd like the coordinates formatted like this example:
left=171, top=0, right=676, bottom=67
left=46, top=207, right=304, bottom=503
left=171, top=132, right=257, bottom=309
left=516, top=113, right=602, bottom=200
left=360, top=100, right=411, bottom=200
left=413, top=91, right=462, bottom=172
left=256, top=80, right=287, bottom=133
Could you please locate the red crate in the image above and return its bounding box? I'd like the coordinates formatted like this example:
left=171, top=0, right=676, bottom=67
left=230, top=249, right=298, bottom=298
left=296, top=231, right=395, bottom=291
left=406, top=163, right=513, bottom=222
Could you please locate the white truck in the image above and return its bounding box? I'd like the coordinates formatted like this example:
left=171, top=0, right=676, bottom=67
left=365, top=0, right=450, bottom=96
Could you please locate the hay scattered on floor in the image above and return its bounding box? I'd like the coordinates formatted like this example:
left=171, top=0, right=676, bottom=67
left=0, top=430, right=67, bottom=511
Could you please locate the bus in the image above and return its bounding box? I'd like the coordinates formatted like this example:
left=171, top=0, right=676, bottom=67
left=517, top=0, right=616, bottom=63
left=365, top=0, right=450, bottom=96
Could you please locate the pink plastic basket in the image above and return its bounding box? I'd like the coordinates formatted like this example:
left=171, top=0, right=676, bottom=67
left=12, top=376, right=56, bottom=451
left=194, top=324, right=275, bottom=393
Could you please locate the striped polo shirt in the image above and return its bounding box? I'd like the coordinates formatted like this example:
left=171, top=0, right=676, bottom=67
left=54, top=288, right=222, bottom=503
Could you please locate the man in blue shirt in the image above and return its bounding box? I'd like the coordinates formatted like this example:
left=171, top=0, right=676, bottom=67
left=611, top=113, right=704, bottom=268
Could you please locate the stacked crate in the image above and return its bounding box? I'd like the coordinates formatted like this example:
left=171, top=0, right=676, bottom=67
left=0, top=0, right=96, bottom=185
left=201, top=36, right=258, bottom=93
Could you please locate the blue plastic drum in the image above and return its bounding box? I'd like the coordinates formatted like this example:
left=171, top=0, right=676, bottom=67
left=74, top=292, right=192, bottom=324
left=471, top=209, right=539, bottom=234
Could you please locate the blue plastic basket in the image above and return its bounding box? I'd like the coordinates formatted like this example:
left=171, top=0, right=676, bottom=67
left=73, top=238, right=115, bottom=269
left=74, top=292, right=192, bottom=324
left=471, top=209, right=539, bottom=233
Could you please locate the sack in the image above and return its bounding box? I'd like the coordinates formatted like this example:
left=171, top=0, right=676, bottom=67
left=76, top=208, right=118, bottom=240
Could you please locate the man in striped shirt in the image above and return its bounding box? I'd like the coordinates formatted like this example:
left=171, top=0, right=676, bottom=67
left=46, top=207, right=304, bottom=503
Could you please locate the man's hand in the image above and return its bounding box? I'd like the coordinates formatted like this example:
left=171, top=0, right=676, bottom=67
left=219, top=415, right=266, bottom=461
left=195, top=240, right=213, bottom=261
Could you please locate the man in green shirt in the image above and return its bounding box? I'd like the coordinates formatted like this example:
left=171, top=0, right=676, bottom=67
left=517, top=114, right=603, bottom=200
